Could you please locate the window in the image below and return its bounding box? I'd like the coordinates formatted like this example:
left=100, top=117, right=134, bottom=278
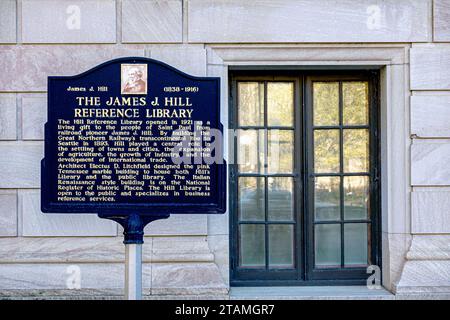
left=230, top=71, right=380, bottom=285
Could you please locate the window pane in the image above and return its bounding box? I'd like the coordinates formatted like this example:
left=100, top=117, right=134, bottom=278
left=269, top=225, right=294, bottom=268
left=237, top=129, right=264, bottom=173
left=268, top=177, right=293, bottom=221
left=240, top=224, right=265, bottom=267
left=315, top=224, right=341, bottom=268
left=315, top=176, right=340, bottom=221
left=344, top=176, right=369, bottom=220
left=343, top=129, right=369, bottom=173
left=313, top=82, right=339, bottom=126
left=343, top=82, right=369, bottom=125
left=314, top=129, right=340, bottom=173
left=268, top=130, right=293, bottom=173
left=267, top=82, right=294, bottom=127
left=239, top=177, right=265, bottom=221
left=238, top=82, right=264, bottom=126
left=344, top=223, right=369, bottom=266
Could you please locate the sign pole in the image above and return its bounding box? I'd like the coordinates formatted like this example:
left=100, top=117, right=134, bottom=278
left=125, top=243, right=142, bottom=300
left=98, top=213, right=170, bottom=300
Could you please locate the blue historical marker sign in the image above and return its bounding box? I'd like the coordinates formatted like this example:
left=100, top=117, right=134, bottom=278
left=41, top=57, right=225, bottom=243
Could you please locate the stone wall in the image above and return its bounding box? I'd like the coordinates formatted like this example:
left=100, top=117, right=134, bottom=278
left=0, top=0, right=449, bottom=298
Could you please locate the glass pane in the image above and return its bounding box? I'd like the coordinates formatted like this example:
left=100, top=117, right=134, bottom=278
left=313, top=82, right=339, bottom=126
left=315, top=176, right=340, bottom=221
left=315, top=224, right=341, bottom=268
left=239, top=224, right=265, bottom=267
left=344, top=223, right=369, bottom=266
left=237, top=129, right=264, bottom=173
left=267, top=82, right=294, bottom=127
left=314, top=129, right=340, bottom=173
left=269, top=225, right=294, bottom=268
left=238, top=82, right=264, bottom=126
left=268, top=130, right=293, bottom=173
left=239, top=177, right=265, bottom=221
left=268, top=177, right=293, bottom=221
left=343, top=82, right=369, bottom=125
left=343, top=129, right=369, bottom=173
left=344, top=176, right=369, bottom=220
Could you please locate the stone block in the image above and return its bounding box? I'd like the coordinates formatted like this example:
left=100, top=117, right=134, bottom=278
left=0, top=95, right=17, bottom=140
left=0, top=0, right=16, bottom=43
left=20, top=190, right=117, bottom=237
left=0, top=142, right=42, bottom=188
left=22, top=0, right=116, bottom=43
left=411, top=45, right=450, bottom=90
left=434, top=0, right=450, bottom=41
left=122, top=0, right=182, bottom=43
left=412, top=190, right=450, bottom=233
left=411, top=140, right=450, bottom=186
left=22, top=96, right=46, bottom=140
left=188, top=0, right=430, bottom=43
left=411, top=94, right=450, bottom=137
left=0, top=45, right=144, bottom=92
left=0, top=190, right=17, bottom=237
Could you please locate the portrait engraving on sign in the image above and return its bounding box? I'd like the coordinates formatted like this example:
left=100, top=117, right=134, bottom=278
left=41, top=57, right=225, bottom=216
left=121, top=64, right=147, bottom=95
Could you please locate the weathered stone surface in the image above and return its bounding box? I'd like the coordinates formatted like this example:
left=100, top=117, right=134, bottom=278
left=411, top=94, right=450, bottom=137
left=144, top=214, right=207, bottom=236
left=0, top=190, right=17, bottom=237
left=396, top=260, right=450, bottom=294
left=0, top=0, right=16, bottom=43
left=208, top=209, right=228, bottom=236
left=151, top=263, right=228, bottom=295
left=411, top=45, right=450, bottom=90
left=0, top=45, right=144, bottom=92
left=230, top=286, right=394, bottom=300
left=0, top=237, right=128, bottom=263
left=207, top=234, right=229, bottom=284
left=20, top=190, right=117, bottom=237
left=407, top=235, right=450, bottom=260
left=149, top=45, right=206, bottom=76
left=0, top=95, right=17, bottom=140
left=188, top=0, right=430, bottom=43
left=22, top=96, right=46, bottom=140
left=412, top=190, right=450, bottom=233
left=206, top=45, right=409, bottom=66
left=122, top=0, right=182, bottom=43
left=434, top=0, right=450, bottom=41
left=0, top=263, right=151, bottom=295
left=0, top=142, right=42, bottom=188
left=382, top=233, right=411, bottom=291
left=152, top=236, right=214, bottom=263
left=411, top=140, right=450, bottom=186
left=22, top=0, right=116, bottom=43
left=0, top=236, right=214, bottom=263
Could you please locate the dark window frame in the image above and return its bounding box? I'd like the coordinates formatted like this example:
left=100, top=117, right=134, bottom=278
left=229, top=70, right=381, bottom=286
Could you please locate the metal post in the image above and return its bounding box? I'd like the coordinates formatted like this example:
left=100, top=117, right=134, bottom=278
left=98, top=213, right=170, bottom=300
left=125, top=243, right=142, bottom=300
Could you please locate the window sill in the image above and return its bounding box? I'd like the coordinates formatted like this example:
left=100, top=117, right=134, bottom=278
left=229, top=286, right=394, bottom=300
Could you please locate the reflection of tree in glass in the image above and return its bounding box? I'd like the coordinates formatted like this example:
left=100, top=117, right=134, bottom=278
left=268, top=83, right=294, bottom=126
left=314, top=130, right=340, bottom=173
left=314, top=82, right=339, bottom=126
left=239, top=177, right=265, bottom=221
left=268, top=130, right=293, bottom=173
left=344, top=129, right=369, bottom=173
left=344, top=176, right=369, bottom=220
left=238, top=83, right=264, bottom=126
left=343, top=82, right=368, bottom=125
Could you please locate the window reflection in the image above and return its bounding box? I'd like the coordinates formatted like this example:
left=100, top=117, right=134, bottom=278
left=238, top=82, right=264, bottom=126
left=313, top=82, right=339, bottom=126
left=314, top=130, right=340, bottom=173
left=267, top=82, right=294, bottom=127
